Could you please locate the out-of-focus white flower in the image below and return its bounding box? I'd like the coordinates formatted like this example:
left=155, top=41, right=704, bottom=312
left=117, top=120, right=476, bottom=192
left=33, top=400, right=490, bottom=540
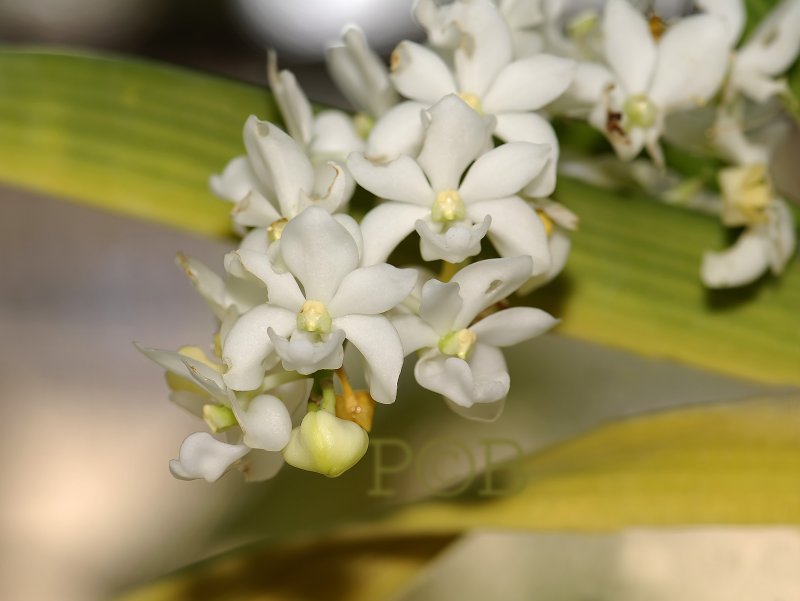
left=701, top=164, right=796, bottom=288
left=585, top=0, right=728, bottom=166
left=348, top=95, right=552, bottom=272
left=496, top=0, right=546, bottom=57
left=385, top=0, right=574, bottom=196
left=392, top=256, right=558, bottom=420
left=699, top=0, right=800, bottom=103
left=137, top=344, right=311, bottom=481
left=223, top=207, right=416, bottom=403
left=326, top=25, right=399, bottom=120
left=282, top=409, right=369, bottom=477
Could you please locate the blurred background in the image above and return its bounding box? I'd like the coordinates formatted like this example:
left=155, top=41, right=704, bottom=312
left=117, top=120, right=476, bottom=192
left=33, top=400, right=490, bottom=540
left=1, top=2, right=799, bottom=601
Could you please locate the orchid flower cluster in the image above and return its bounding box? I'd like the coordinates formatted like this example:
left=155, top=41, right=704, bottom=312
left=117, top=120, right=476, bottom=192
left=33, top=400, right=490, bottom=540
left=140, top=0, right=799, bottom=483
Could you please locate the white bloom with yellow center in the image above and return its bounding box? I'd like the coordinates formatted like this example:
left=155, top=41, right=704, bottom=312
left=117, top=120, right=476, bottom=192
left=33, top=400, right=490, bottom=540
left=391, top=256, right=558, bottom=421
left=222, top=206, right=416, bottom=404
left=348, top=95, right=552, bottom=273
left=583, top=0, right=729, bottom=166
left=136, top=344, right=312, bottom=482
left=368, top=0, right=574, bottom=197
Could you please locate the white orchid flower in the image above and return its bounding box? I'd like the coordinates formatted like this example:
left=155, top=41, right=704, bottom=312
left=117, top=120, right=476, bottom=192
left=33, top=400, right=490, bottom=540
left=701, top=163, right=797, bottom=288
left=211, top=53, right=363, bottom=210
left=326, top=25, right=399, bottom=120
left=137, top=344, right=311, bottom=482
left=586, top=0, right=729, bottom=166
left=380, top=0, right=574, bottom=197
left=392, top=256, right=558, bottom=421
left=348, top=95, right=552, bottom=273
left=222, top=206, right=416, bottom=404
left=699, top=0, right=800, bottom=103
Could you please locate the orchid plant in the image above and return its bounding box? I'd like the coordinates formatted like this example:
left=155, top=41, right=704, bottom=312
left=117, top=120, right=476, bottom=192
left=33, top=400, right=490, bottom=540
left=137, top=0, right=800, bottom=483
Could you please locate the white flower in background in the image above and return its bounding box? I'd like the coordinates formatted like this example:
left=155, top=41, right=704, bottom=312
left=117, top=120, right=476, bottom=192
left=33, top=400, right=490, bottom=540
left=223, top=206, right=416, bottom=403
left=496, top=0, right=546, bottom=57
left=326, top=25, right=399, bottom=122
left=222, top=117, right=351, bottom=260
left=701, top=163, right=796, bottom=288
left=348, top=95, right=552, bottom=272
left=137, top=344, right=311, bottom=481
left=211, top=54, right=363, bottom=209
left=584, top=0, right=728, bottom=166
left=392, top=256, right=558, bottom=421
left=386, top=0, right=575, bottom=197
left=699, top=0, right=800, bottom=103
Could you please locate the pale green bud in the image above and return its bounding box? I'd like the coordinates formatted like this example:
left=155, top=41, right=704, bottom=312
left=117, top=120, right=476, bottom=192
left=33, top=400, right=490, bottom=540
left=282, top=410, right=369, bottom=477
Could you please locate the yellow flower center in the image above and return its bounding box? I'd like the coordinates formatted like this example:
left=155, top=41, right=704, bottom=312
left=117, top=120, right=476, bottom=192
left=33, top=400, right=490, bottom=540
left=439, top=329, right=477, bottom=360
left=623, top=94, right=658, bottom=129
left=297, top=300, right=332, bottom=334
left=458, top=91, right=483, bottom=114
left=432, top=189, right=466, bottom=223
left=719, top=164, right=772, bottom=226
left=267, top=217, right=289, bottom=242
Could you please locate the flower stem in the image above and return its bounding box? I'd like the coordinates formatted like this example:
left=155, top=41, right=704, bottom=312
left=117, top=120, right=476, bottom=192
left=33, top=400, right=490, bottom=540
left=439, top=260, right=462, bottom=282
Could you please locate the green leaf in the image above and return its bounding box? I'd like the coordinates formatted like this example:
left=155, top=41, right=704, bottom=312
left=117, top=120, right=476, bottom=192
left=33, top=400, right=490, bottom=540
left=114, top=396, right=800, bottom=600
left=1, top=49, right=799, bottom=386
left=0, top=48, right=275, bottom=237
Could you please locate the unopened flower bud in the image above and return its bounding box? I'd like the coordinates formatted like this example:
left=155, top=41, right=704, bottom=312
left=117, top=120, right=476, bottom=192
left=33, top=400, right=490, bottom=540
left=282, top=410, right=369, bottom=477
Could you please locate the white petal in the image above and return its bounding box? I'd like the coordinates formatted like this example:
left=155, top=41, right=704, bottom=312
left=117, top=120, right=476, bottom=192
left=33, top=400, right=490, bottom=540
left=390, top=41, right=458, bottom=103
left=347, top=153, right=434, bottom=206
left=450, top=255, right=532, bottom=328
left=482, top=54, right=575, bottom=113
left=175, top=253, right=229, bottom=320
left=238, top=449, right=284, bottom=482
left=418, top=95, right=494, bottom=191
left=222, top=304, right=296, bottom=390
left=334, top=314, right=405, bottom=404
left=649, top=15, right=729, bottom=112
left=326, top=25, right=398, bottom=117
left=270, top=329, right=346, bottom=375
left=420, top=279, right=463, bottom=335
left=494, top=112, right=559, bottom=198
left=210, top=156, right=260, bottom=203
left=467, top=196, right=551, bottom=276
left=696, top=0, right=745, bottom=45
left=234, top=394, right=292, bottom=452
left=267, top=52, right=313, bottom=146
left=416, top=217, right=490, bottom=263
left=518, top=227, right=572, bottom=293
left=731, top=68, right=790, bottom=103
left=459, top=142, right=550, bottom=203
left=359, top=202, right=429, bottom=266
left=309, top=110, right=364, bottom=162
left=365, top=101, right=427, bottom=163
left=298, top=161, right=349, bottom=215
left=235, top=249, right=305, bottom=312
left=738, top=0, right=800, bottom=77
left=602, top=0, right=656, bottom=94
left=169, top=433, right=249, bottom=482
left=451, top=0, right=514, bottom=97
left=390, top=313, right=439, bottom=355
left=280, top=206, right=360, bottom=302
left=135, top=345, right=224, bottom=401
left=768, top=200, right=797, bottom=273
left=414, top=345, right=510, bottom=410
left=231, top=190, right=282, bottom=229
left=446, top=343, right=509, bottom=421
left=700, top=229, right=772, bottom=288
left=471, top=306, right=558, bottom=346
left=557, top=62, right=615, bottom=111
left=328, top=265, right=417, bottom=317
left=244, top=118, right=314, bottom=218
